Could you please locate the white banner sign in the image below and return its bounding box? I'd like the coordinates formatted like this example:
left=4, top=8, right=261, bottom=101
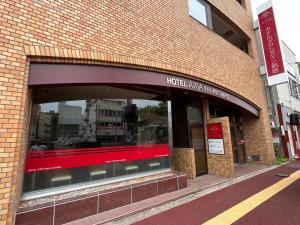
left=208, top=139, right=224, bottom=155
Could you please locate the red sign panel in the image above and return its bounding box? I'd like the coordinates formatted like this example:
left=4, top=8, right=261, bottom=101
left=25, top=144, right=170, bottom=173
left=207, top=123, right=223, bottom=139
left=258, top=6, right=284, bottom=77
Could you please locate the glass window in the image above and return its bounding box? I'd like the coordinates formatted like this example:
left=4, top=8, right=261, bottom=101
left=289, top=78, right=299, bottom=99
left=23, top=86, right=170, bottom=193
left=188, top=0, right=208, bottom=26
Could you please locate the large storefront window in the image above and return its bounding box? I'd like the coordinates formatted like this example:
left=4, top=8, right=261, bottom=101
left=23, top=86, right=170, bottom=193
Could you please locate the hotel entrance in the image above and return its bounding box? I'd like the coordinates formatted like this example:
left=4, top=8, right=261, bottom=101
left=172, top=97, right=207, bottom=176
left=209, top=103, right=247, bottom=164
left=187, top=101, right=207, bottom=175
left=230, top=116, right=247, bottom=164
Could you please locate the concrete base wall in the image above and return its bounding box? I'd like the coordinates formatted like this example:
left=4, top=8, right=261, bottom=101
left=16, top=173, right=187, bottom=225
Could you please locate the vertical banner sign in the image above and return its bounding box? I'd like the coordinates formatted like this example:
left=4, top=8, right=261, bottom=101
left=207, top=123, right=224, bottom=155
left=257, top=0, right=287, bottom=86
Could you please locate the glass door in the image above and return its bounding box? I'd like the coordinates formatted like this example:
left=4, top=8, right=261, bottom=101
left=230, top=123, right=239, bottom=163
left=187, top=101, right=207, bottom=175
left=231, top=115, right=246, bottom=164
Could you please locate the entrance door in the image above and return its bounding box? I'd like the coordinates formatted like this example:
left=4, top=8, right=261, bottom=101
left=187, top=102, right=208, bottom=175
left=231, top=115, right=246, bottom=164
left=230, top=124, right=239, bottom=163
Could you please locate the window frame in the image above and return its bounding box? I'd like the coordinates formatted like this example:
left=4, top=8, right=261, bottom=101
left=188, top=0, right=213, bottom=29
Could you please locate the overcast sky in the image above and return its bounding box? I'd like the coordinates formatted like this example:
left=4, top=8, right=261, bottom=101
left=251, top=0, right=300, bottom=61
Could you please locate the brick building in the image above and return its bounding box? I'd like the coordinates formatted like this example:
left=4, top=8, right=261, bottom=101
left=0, top=0, right=275, bottom=224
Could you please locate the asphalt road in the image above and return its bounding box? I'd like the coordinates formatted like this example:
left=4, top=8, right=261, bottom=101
left=133, top=161, right=300, bottom=225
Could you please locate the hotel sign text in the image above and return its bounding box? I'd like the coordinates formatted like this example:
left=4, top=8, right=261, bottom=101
left=166, top=77, right=230, bottom=100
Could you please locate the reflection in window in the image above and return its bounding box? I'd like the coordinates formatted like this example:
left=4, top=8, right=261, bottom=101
left=189, top=0, right=208, bottom=26
left=23, top=87, right=170, bottom=193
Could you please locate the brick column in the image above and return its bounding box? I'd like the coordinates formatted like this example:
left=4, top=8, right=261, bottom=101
left=203, top=100, right=234, bottom=178
left=0, top=56, right=30, bottom=225
left=172, top=148, right=196, bottom=179
left=242, top=109, right=275, bottom=165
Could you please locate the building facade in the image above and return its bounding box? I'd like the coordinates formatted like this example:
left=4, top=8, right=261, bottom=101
left=0, top=0, right=274, bottom=224
left=254, top=21, right=300, bottom=159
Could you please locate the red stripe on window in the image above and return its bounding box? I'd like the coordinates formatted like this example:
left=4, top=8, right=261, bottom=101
left=25, top=144, right=170, bottom=173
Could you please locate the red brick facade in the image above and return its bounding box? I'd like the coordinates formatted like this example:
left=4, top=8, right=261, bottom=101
left=0, top=0, right=274, bottom=224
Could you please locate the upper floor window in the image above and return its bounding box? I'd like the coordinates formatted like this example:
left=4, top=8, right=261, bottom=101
left=211, top=9, right=249, bottom=54
left=188, top=0, right=250, bottom=55
left=188, top=0, right=210, bottom=27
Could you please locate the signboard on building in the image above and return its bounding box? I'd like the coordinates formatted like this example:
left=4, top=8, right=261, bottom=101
left=257, top=0, right=287, bottom=86
left=207, top=123, right=224, bottom=155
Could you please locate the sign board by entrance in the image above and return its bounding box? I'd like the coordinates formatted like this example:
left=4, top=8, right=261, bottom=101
left=257, top=0, right=287, bottom=86
left=207, top=123, right=224, bottom=155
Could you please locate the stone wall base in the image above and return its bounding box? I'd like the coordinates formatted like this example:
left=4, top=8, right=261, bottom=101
left=16, top=172, right=187, bottom=225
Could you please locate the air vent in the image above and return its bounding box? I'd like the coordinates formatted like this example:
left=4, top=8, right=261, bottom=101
left=252, top=154, right=261, bottom=161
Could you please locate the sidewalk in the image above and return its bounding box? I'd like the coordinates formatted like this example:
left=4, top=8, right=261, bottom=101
left=65, top=163, right=277, bottom=225
left=131, top=160, right=300, bottom=225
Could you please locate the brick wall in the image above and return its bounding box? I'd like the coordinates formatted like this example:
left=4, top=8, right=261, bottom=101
left=207, top=0, right=252, bottom=37
left=0, top=0, right=273, bottom=224
left=243, top=110, right=276, bottom=165
left=173, top=148, right=196, bottom=179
